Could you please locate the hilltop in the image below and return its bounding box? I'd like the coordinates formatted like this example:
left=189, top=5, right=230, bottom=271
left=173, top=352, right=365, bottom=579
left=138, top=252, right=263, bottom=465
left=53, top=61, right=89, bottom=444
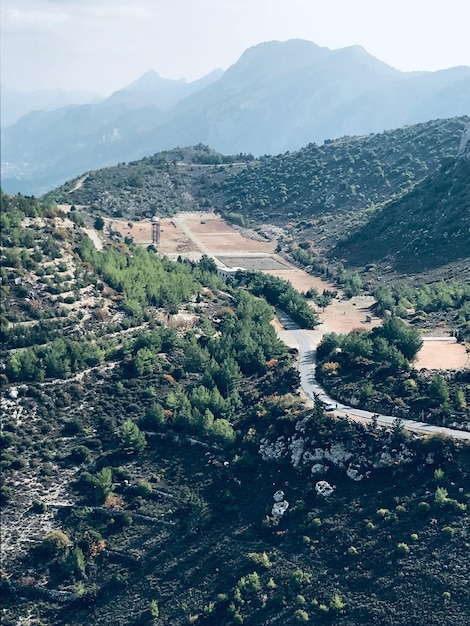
left=45, top=117, right=469, bottom=275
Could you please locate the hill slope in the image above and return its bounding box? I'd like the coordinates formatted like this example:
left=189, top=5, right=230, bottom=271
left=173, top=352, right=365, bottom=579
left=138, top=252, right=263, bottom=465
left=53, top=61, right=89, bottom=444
left=1, top=193, right=469, bottom=626
left=334, top=154, right=470, bottom=272
left=2, top=39, right=469, bottom=195
left=46, top=117, right=467, bottom=224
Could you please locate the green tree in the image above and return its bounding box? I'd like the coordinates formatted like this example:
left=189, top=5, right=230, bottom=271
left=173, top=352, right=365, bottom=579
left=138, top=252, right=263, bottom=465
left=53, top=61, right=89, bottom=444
left=429, top=374, right=450, bottom=405
left=120, top=419, right=147, bottom=454
left=94, top=216, right=105, bottom=230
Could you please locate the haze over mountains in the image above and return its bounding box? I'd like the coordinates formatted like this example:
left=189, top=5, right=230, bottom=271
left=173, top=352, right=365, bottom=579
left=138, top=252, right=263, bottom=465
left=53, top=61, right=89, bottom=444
left=2, top=39, right=470, bottom=195
left=0, top=85, right=100, bottom=127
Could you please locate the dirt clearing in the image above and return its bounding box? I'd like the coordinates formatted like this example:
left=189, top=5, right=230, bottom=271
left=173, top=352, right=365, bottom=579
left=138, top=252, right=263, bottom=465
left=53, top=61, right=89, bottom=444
left=415, top=339, right=469, bottom=370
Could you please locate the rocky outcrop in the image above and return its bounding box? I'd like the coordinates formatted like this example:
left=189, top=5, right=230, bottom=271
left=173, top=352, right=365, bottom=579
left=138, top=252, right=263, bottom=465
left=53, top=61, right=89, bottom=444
left=457, top=123, right=470, bottom=159
left=259, top=430, right=415, bottom=482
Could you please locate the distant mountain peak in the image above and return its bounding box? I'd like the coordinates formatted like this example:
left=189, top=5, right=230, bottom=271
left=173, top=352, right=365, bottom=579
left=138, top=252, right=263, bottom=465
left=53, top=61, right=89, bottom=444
left=122, top=70, right=187, bottom=93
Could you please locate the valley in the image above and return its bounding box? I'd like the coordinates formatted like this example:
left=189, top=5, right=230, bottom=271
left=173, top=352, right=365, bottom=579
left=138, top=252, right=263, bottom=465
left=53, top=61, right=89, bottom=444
left=85, top=210, right=469, bottom=374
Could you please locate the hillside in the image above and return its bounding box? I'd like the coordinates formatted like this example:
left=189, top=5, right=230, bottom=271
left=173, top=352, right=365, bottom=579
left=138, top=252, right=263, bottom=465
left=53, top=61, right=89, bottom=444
left=1, top=193, right=470, bottom=626
left=334, top=154, right=470, bottom=272
left=46, top=117, right=467, bottom=224
left=2, top=39, right=470, bottom=195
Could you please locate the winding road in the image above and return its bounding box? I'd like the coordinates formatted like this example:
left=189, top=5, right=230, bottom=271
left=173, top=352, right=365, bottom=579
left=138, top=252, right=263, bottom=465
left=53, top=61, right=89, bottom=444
left=276, top=311, right=470, bottom=442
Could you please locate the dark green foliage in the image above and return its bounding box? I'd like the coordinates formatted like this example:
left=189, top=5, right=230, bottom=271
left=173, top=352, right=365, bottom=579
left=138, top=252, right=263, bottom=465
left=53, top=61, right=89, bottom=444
left=239, top=270, right=319, bottom=328
left=336, top=157, right=470, bottom=271
left=120, top=419, right=147, bottom=455
left=94, top=216, right=105, bottom=231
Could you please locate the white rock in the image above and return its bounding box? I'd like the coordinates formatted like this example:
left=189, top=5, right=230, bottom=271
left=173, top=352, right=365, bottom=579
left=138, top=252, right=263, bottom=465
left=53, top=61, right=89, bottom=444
left=289, top=437, right=305, bottom=468
left=346, top=465, right=364, bottom=481
left=273, top=490, right=285, bottom=502
left=272, top=500, right=289, bottom=519
left=315, top=480, right=335, bottom=497
left=458, top=123, right=470, bottom=160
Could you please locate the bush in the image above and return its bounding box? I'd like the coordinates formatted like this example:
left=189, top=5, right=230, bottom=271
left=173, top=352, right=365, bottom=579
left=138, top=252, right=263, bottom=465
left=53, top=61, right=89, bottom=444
left=70, top=445, right=91, bottom=464
left=396, top=542, right=410, bottom=555
left=247, top=551, right=272, bottom=568
left=441, top=526, right=455, bottom=540
left=32, top=500, right=47, bottom=514
left=417, top=501, right=431, bottom=514
left=330, top=593, right=346, bottom=611
left=237, top=572, right=261, bottom=598
left=295, top=609, right=309, bottom=622
left=42, top=530, right=71, bottom=555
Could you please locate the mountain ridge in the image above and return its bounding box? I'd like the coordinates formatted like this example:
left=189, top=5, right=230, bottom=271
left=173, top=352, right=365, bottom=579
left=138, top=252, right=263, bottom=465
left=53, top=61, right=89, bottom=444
left=2, top=39, right=469, bottom=195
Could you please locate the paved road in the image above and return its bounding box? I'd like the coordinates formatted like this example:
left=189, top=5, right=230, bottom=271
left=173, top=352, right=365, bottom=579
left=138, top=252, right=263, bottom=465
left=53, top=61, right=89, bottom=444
left=276, top=311, right=470, bottom=442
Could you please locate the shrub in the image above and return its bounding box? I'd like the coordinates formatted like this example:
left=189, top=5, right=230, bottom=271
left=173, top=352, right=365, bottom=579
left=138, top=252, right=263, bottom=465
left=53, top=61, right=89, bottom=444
left=135, top=480, right=153, bottom=497
left=417, top=501, right=431, bottom=514
left=70, top=445, right=91, bottom=464
left=295, top=609, right=309, bottom=622
left=434, top=486, right=449, bottom=507
left=247, top=551, right=271, bottom=568
left=42, top=530, right=71, bottom=555
left=441, top=526, right=455, bottom=540
left=237, top=572, right=261, bottom=598
left=290, top=569, right=311, bottom=588
left=396, top=542, right=410, bottom=555
left=330, top=593, right=346, bottom=611
left=32, top=500, right=47, bottom=514
left=150, top=600, right=159, bottom=618
left=0, top=485, right=12, bottom=505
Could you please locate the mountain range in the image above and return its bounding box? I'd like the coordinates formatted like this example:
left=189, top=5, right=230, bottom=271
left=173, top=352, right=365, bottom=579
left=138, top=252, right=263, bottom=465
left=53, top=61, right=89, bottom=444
left=0, top=85, right=100, bottom=127
left=2, top=39, right=470, bottom=195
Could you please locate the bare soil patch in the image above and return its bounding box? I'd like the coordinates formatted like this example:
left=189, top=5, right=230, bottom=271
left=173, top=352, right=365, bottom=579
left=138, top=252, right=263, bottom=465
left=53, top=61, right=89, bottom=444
left=262, top=268, right=334, bottom=294
left=415, top=339, right=469, bottom=370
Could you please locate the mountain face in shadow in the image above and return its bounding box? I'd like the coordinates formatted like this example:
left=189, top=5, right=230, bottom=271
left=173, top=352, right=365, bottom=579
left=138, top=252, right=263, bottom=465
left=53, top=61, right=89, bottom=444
left=334, top=125, right=470, bottom=272
left=2, top=39, right=469, bottom=195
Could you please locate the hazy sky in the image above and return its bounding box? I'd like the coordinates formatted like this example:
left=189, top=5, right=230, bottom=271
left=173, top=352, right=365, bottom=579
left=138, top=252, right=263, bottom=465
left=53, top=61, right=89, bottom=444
left=2, top=0, right=470, bottom=95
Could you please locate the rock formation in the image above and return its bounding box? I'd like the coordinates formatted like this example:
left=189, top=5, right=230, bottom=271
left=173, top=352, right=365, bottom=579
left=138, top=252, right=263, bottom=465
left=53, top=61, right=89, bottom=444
left=457, top=122, right=470, bottom=159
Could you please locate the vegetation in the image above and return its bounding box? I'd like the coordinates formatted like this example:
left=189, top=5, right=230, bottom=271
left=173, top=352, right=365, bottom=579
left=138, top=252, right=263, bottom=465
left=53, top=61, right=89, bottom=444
left=238, top=270, right=319, bottom=328
left=46, top=118, right=467, bottom=228
left=336, top=156, right=470, bottom=271
left=316, top=317, right=469, bottom=428
left=1, top=114, right=470, bottom=626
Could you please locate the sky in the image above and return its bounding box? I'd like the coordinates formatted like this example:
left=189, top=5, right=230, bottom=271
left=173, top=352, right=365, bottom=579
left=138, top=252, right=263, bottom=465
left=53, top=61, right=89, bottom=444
left=2, top=0, right=470, bottom=96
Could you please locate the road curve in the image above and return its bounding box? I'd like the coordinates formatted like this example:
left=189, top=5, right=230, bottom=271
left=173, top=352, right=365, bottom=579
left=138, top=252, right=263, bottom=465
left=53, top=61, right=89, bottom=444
left=276, top=311, right=470, bottom=442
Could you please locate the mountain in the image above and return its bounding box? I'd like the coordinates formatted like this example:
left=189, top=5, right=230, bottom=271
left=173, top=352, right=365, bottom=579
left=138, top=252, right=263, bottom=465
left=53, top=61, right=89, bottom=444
left=2, top=39, right=470, bottom=195
left=0, top=70, right=223, bottom=195
left=0, top=85, right=100, bottom=127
